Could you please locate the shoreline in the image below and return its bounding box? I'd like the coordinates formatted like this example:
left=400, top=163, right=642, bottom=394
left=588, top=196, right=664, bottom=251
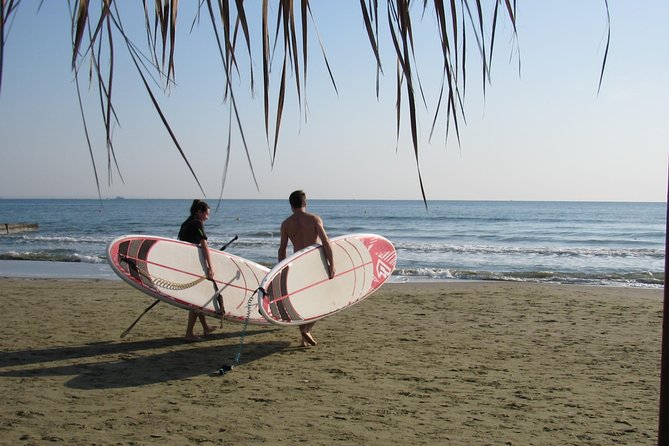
left=0, top=278, right=661, bottom=444
left=0, top=259, right=663, bottom=289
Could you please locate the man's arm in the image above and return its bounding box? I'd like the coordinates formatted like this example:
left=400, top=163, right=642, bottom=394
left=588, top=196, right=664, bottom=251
left=316, top=217, right=335, bottom=279
left=278, top=222, right=288, bottom=262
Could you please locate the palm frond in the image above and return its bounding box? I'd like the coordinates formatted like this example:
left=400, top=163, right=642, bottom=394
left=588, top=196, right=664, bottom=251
left=306, top=3, right=337, bottom=95
left=0, top=0, right=24, bottom=96
left=74, top=69, right=102, bottom=200
left=360, top=0, right=384, bottom=75
left=0, top=1, right=611, bottom=208
left=597, top=0, right=610, bottom=95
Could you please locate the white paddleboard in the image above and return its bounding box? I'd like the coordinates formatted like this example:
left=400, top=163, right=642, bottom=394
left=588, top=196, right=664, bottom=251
left=107, top=235, right=269, bottom=325
left=258, top=233, right=396, bottom=326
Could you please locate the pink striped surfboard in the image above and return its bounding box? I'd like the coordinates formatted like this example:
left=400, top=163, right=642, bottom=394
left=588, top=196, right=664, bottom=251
left=107, top=235, right=270, bottom=325
left=258, top=234, right=396, bottom=326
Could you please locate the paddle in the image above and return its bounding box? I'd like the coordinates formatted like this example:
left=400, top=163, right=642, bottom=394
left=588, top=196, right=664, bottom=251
left=220, top=235, right=238, bottom=251
left=213, top=235, right=238, bottom=327
left=120, top=299, right=160, bottom=338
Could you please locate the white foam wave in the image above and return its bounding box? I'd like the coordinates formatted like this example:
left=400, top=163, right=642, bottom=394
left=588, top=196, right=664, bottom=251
left=393, top=242, right=664, bottom=258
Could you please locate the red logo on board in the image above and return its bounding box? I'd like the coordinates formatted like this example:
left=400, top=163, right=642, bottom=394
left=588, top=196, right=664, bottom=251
left=363, top=236, right=397, bottom=289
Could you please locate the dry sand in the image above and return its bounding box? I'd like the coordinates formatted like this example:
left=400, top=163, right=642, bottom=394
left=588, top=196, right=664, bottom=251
left=0, top=278, right=662, bottom=445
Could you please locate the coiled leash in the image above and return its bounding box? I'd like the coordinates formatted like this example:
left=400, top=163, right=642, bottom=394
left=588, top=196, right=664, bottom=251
left=123, top=256, right=206, bottom=290
left=218, top=287, right=264, bottom=375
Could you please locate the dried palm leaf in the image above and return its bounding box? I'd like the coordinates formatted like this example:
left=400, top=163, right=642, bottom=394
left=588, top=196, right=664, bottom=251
left=0, top=0, right=24, bottom=95
left=2, top=1, right=611, bottom=207
left=597, top=0, right=610, bottom=95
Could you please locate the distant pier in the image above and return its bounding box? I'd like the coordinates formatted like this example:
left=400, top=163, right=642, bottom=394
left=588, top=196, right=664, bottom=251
left=2, top=223, right=38, bottom=235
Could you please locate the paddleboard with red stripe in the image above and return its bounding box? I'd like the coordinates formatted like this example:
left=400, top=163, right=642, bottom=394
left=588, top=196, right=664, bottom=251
left=258, top=234, right=396, bottom=326
left=107, top=235, right=270, bottom=325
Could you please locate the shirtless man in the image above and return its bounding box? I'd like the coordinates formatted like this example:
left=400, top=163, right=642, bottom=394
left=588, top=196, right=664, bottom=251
left=278, top=190, right=335, bottom=347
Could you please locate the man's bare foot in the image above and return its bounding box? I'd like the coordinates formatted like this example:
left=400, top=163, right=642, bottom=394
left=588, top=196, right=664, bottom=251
left=204, top=326, right=217, bottom=336
left=185, top=335, right=202, bottom=342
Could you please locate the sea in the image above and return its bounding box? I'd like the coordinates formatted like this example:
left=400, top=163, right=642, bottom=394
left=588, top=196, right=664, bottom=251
left=0, top=199, right=665, bottom=288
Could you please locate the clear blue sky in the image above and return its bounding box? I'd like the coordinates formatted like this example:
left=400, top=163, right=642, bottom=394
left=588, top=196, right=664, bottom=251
left=1, top=1, right=668, bottom=201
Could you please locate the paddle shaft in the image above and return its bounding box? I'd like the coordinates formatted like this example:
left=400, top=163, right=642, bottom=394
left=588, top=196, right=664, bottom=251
left=120, top=299, right=160, bottom=338
left=214, top=235, right=238, bottom=326
left=220, top=235, right=238, bottom=251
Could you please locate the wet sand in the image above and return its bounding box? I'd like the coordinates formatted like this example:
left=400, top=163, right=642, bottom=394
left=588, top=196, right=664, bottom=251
left=0, top=278, right=662, bottom=445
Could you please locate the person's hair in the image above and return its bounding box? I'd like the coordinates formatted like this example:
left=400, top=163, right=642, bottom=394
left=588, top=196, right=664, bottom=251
left=189, top=199, right=210, bottom=216
left=289, top=190, right=306, bottom=209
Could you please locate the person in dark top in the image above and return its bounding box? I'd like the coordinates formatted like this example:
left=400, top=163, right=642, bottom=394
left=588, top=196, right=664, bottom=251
left=179, top=199, right=217, bottom=341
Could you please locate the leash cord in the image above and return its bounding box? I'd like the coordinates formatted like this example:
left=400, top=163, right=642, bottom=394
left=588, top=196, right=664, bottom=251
left=234, top=288, right=262, bottom=364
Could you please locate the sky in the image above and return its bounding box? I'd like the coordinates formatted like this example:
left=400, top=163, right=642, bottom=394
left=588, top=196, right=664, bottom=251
left=0, top=1, right=668, bottom=201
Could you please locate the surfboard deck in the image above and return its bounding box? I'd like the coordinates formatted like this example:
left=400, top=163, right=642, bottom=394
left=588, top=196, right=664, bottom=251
left=258, top=233, right=396, bottom=326
left=107, top=235, right=270, bottom=325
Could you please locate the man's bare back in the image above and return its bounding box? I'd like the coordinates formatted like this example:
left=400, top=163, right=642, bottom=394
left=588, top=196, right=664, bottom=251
left=280, top=211, right=323, bottom=252
left=279, top=208, right=334, bottom=276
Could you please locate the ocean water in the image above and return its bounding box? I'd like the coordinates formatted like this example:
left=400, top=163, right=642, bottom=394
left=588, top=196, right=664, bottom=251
left=0, top=199, right=665, bottom=288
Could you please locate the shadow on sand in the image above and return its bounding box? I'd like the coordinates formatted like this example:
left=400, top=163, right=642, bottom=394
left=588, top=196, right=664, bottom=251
left=0, top=329, right=292, bottom=389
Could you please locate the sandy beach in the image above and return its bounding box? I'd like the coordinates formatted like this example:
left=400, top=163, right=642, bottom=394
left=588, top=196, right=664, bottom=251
left=0, top=278, right=662, bottom=445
